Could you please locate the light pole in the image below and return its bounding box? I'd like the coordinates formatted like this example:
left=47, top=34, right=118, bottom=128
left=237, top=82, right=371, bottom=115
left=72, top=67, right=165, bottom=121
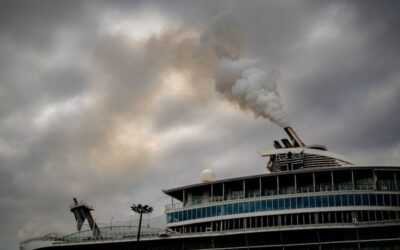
left=131, top=204, right=153, bottom=241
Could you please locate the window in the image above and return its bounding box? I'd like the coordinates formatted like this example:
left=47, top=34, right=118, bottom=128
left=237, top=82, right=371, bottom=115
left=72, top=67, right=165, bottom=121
left=348, top=194, right=355, bottom=206
left=291, top=197, right=297, bottom=209
left=273, top=199, right=278, bottom=210
left=182, top=210, right=187, bottom=221
left=297, top=197, right=303, bottom=208
left=341, top=194, right=348, bottom=206
left=369, top=194, right=376, bottom=206
left=309, top=196, right=316, bottom=208
left=315, top=196, right=322, bottom=207
left=391, top=194, right=398, bottom=206
left=362, top=194, right=369, bottom=206
left=267, top=200, right=273, bottom=210
left=232, top=203, right=238, bottom=214
left=201, top=207, right=206, bottom=218
left=188, top=209, right=192, bottom=220
left=211, top=206, right=216, bottom=217
left=321, top=195, right=328, bottom=207
left=377, top=194, right=384, bottom=206
left=244, top=202, right=249, bottom=213
left=354, top=194, right=362, bottom=205
left=196, top=208, right=201, bottom=219
left=239, top=203, right=244, bottom=213
left=335, top=195, right=342, bottom=206
left=284, top=198, right=290, bottom=209
left=261, top=200, right=267, bottom=211
left=303, top=196, right=309, bottom=208
left=279, top=198, right=284, bottom=210
left=329, top=195, right=335, bottom=206
left=384, top=194, right=391, bottom=206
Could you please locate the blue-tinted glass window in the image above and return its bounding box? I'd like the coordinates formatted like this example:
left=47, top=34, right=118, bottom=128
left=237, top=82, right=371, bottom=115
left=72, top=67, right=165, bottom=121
left=239, top=202, right=244, bottom=213
left=354, top=194, right=362, bottom=205
left=197, top=208, right=202, bottom=219
left=303, top=196, right=309, bottom=208
left=178, top=211, right=182, bottom=221
left=261, top=200, right=267, bottom=211
left=309, top=196, right=316, bottom=208
left=231, top=203, right=237, bottom=214
left=284, top=198, right=290, bottom=209
left=391, top=195, right=398, bottom=206
left=335, top=195, right=342, bottom=206
left=279, top=199, right=284, bottom=210
left=255, top=201, right=261, bottom=212
left=267, top=200, right=272, bottom=210
left=182, top=210, right=187, bottom=221
left=315, top=196, right=322, bottom=207
left=369, top=194, right=376, bottom=206
left=187, top=210, right=192, bottom=220
left=243, top=202, right=249, bottom=213
left=167, top=214, right=171, bottom=223
left=291, top=197, right=297, bottom=209
left=362, top=194, right=369, bottom=206
left=377, top=194, right=384, bottom=206
left=341, top=194, right=349, bottom=206
left=273, top=199, right=278, bottom=210
left=216, top=205, right=222, bottom=216
left=206, top=207, right=211, bottom=218
left=211, top=206, right=216, bottom=217
left=250, top=201, right=256, bottom=212
left=322, top=195, right=328, bottom=207
left=227, top=204, right=233, bottom=215
left=201, top=207, right=206, bottom=218
left=384, top=194, right=391, bottom=206
left=329, top=195, right=335, bottom=206
left=348, top=194, right=355, bottom=206
left=297, top=197, right=303, bottom=208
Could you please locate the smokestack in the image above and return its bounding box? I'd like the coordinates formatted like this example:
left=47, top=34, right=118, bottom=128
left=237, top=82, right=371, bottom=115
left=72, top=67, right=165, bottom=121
left=273, top=140, right=283, bottom=149
left=281, top=139, right=292, bottom=148
left=284, top=127, right=305, bottom=147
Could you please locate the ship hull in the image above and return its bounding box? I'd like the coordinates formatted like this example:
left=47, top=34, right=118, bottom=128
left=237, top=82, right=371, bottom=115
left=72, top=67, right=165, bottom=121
left=27, top=223, right=400, bottom=250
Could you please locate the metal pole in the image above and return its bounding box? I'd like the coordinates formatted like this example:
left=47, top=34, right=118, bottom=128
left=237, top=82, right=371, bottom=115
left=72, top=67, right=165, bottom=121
left=137, top=212, right=143, bottom=241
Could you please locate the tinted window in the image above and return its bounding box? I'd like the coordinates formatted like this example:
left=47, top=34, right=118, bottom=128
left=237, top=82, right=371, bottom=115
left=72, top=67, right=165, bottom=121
left=329, top=195, right=335, bottom=206
left=284, top=198, right=290, bottom=209
left=303, top=196, right=309, bottom=208
left=369, top=194, right=376, bottom=206
left=279, top=199, right=284, bottom=210
left=321, top=195, right=328, bottom=207
left=355, top=194, right=362, bottom=205
left=267, top=200, right=273, bottom=211
left=291, top=197, right=297, bottom=209
left=309, top=196, right=316, bottom=208
left=297, top=197, right=303, bottom=208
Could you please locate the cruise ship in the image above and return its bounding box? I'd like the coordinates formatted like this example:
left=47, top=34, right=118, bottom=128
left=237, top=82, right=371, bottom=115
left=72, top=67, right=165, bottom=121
left=20, top=127, right=400, bottom=249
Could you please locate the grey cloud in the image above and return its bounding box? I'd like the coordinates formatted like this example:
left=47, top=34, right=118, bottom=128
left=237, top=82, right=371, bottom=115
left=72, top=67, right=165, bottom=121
left=1, top=1, right=400, bottom=249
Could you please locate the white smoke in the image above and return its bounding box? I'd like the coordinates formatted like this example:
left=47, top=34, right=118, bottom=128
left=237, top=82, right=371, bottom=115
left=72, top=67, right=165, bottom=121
left=204, top=12, right=289, bottom=127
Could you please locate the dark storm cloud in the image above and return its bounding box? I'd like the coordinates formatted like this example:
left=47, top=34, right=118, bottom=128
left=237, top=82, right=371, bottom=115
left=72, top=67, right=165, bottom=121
left=1, top=1, right=400, bottom=249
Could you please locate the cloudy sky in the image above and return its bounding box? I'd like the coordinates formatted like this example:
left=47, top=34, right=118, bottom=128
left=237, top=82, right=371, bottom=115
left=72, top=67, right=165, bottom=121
left=1, top=0, right=400, bottom=248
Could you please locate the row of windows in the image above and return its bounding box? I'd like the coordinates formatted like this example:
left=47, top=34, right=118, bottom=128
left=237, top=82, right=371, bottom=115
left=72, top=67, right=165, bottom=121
left=167, top=193, right=400, bottom=223
left=172, top=210, right=400, bottom=234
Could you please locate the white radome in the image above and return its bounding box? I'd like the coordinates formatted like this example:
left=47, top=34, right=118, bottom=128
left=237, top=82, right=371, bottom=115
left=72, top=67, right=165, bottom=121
left=200, top=169, right=216, bottom=183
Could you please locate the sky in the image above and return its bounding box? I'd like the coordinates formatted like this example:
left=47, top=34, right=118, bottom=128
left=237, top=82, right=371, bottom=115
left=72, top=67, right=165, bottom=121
left=1, top=0, right=400, bottom=249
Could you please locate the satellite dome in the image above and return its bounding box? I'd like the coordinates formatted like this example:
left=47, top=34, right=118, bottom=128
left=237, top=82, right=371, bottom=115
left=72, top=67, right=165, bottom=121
left=200, top=169, right=216, bottom=183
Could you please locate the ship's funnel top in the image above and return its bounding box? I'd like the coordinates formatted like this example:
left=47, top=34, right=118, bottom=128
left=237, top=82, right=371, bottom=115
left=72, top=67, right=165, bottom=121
left=284, top=127, right=305, bottom=147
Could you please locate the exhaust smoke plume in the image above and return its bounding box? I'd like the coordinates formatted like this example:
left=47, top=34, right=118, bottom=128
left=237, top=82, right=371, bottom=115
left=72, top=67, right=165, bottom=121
left=204, top=13, right=289, bottom=127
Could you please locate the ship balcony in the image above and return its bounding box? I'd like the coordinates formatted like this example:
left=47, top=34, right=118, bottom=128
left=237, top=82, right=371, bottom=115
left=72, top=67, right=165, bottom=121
left=164, top=167, right=400, bottom=212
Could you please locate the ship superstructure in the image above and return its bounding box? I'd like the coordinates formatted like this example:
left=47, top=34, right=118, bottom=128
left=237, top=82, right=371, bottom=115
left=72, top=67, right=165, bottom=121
left=20, top=127, right=400, bottom=250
